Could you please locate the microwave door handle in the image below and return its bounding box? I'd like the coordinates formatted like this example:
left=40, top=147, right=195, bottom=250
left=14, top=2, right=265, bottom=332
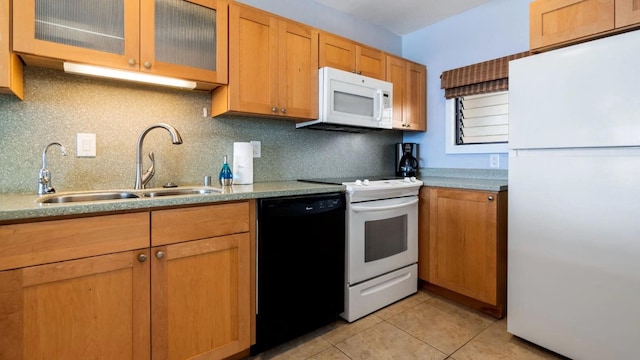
left=376, top=89, right=383, bottom=121
left=350, top=198, right=419, bottom=212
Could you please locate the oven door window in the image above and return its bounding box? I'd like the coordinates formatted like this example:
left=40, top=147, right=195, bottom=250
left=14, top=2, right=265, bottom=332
left=364, top=214, right=408, bottom=262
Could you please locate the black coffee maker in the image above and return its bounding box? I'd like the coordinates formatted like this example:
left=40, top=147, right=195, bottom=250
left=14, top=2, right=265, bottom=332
left=395, top=143, right=419, bottom=177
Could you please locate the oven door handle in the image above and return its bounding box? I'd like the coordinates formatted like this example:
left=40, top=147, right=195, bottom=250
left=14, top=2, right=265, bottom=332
left=350, top=198, right=418, bottom=212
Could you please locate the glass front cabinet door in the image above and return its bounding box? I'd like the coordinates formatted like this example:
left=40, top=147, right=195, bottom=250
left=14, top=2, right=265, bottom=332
left=13, top=0, right=228, bottom=87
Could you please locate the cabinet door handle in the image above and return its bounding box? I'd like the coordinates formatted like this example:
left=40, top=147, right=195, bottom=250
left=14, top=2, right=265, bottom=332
left=137, top=253, right=148, bottom=262
left=271, top=107, right=278, bottom=113
left=156, top=251, right=165, bottom=259
left=280, top=108, right=286, bottom=114
left=128, top=58, right=137, bottom=66
left=144, top=61, right=152, bottom=69
left=488, top=196, right=494, bottom=201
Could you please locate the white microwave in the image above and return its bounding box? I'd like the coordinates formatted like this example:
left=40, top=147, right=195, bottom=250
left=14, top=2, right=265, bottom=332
left=296, top=67, right=393, bottom=132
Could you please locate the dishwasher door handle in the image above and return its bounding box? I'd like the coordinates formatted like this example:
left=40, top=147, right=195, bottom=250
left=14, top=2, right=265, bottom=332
left=350, top=198, right=418, bottom=212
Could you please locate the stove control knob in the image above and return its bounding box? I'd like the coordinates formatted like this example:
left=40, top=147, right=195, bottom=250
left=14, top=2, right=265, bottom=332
left=362, top=179, right=370, bottom=186
left=404, top=177, right=410, bottom=182
left=354, top=180, right=362, bottom=186
left=410, top=176, right=417, bottom=182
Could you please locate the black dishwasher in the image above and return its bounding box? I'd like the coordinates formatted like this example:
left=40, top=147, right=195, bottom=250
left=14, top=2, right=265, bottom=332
left=252, top=193, right=345, bottom=355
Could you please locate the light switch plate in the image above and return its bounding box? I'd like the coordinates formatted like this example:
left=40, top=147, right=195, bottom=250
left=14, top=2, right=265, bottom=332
left=77, top=133, right=96, bottom=157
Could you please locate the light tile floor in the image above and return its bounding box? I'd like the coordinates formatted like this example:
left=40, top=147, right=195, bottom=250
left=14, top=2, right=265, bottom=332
left=246, top=290, right=569, bottom=360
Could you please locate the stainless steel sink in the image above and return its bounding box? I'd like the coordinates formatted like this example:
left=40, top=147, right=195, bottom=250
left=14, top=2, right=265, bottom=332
left=37, top=191, right=141, bottom=203
left=141, top=187, right=222, bottom=197
left=36, top=187, right=222, bottom=203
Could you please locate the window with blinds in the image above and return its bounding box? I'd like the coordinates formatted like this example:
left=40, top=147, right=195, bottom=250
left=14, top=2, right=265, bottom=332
left=441, top=51, right=529, bottom=154
left=455, top=91, right=508, bottom=145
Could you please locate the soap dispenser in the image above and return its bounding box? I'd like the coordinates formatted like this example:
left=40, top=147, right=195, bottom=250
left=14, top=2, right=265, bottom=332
left=219, top=155, right=233, bottom=186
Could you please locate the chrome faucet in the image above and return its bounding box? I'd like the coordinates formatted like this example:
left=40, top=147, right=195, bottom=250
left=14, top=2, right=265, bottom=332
left=135, top=123, right=183, bottom=189
left=38, top=142, right=67, bottom=195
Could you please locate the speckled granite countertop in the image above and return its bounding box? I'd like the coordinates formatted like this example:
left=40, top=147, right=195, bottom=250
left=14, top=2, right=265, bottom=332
left=420, top=168, right=508, bottom=192
left=420, top=176, right=507, bottom=192
left=0, top=170, right=508, bottom=223
left=0, top=181, right=344, bottom=223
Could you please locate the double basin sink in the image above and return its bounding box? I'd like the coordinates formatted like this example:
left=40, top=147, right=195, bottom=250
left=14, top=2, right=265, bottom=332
left=37, top=187, right=222, bottom=204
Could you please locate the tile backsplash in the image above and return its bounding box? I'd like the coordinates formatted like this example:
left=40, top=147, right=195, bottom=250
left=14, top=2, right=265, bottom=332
left=0, top=67, right=402, bottom=194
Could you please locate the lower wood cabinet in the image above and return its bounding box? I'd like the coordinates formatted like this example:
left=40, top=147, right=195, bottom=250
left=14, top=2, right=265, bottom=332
left=0, top=249, right=151, bottom=360
left=151, top=203, right=251, bottom=360
left=0, top=202, right=253, bottom=360
left=418, top=187, right=507, bottom=318
left=0, top=213, right=151, bottom=360
left=151, top=234, right=250, bottom=360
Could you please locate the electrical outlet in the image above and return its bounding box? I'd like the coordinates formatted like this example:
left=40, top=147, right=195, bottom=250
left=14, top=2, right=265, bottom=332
left=251, top=141, right=261, bottom=158
left=489, top=154, right=500, bottom=168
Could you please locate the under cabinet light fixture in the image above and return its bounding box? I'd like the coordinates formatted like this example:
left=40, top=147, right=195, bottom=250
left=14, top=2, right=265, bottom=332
left=63, top=62, right=197, bottom=90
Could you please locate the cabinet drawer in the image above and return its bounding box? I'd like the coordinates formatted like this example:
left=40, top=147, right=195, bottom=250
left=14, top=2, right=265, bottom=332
left=0, top=212, right=150, bottom=271
left=151, top=202, right=250, bottom=246
left=530, top=0, right=615, bottom=50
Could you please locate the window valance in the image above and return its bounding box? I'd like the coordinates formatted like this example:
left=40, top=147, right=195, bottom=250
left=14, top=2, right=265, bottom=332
left=440, top=51, right=530, bottom=99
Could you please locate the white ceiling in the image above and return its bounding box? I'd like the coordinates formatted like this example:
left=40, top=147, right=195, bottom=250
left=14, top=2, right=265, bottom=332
left=312, top=0, right=493, bottom=35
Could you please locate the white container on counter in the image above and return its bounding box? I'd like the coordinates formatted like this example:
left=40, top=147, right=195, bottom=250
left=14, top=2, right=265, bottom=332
left=233, top=142, right=253, bottom=184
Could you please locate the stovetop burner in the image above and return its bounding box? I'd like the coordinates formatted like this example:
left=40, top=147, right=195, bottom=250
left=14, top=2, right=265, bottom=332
left=299, top=176, right=423, bottom=202
left=298, top=175, right=401, bottom=186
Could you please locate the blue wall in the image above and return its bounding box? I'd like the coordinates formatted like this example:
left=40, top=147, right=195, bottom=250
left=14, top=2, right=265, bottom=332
left=402, top=0, right=531, bottom=169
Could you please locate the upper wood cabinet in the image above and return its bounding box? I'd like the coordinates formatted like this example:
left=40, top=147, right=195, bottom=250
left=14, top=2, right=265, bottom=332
left=530, top=0, right=640, bottom=51
left=211, top=3, right=318, bottom=120
left=12, top=0, right=228, bottom=88
left=386, top=54, right=427, bottom=132
left=0, top=0, right=23, bottom=99
left=616, top=0, right=640, bottom=27
left=319, top=32, right=386, bottom=80
left=406, top=62, right=427, bottom=131
left=419, top=187, right=508, bottom=319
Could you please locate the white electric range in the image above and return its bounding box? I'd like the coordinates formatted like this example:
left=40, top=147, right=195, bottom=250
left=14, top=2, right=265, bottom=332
left=300, top=176, right=423, bottom=321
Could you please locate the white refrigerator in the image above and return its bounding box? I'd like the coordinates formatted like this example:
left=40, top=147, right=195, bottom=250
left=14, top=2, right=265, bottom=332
left=508, top=30, right=640, bottom=359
